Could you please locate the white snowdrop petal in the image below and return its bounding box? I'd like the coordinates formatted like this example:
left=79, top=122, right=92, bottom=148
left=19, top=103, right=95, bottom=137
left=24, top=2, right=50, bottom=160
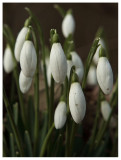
left=19, top=71, right=32, bottom=94
left=54, top=101, right=67, bottom=129
left=14, top=27, right=29, bottom=62
left=75, top=67, right=84, bottom=82
left=62, top=14, right=75, bottom=38
left=101, top=100, right=111, bottom=121
left=87, top=65, right=97, bottom=86
left=70, top=51, right=84, bottom=69
left=20, top=41, right=37, bottom=77
left=97, top=57, right=113, bottom=95
left=50, top=43, right=67, bottom=83
left=67, top=60, right=73, bottom=79
left=4, top=47, right=14, bottom=73
left=69, top=82, right=86, bottom=124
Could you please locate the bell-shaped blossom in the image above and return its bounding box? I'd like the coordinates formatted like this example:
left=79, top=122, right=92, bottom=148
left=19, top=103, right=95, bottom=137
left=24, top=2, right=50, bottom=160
left=101, top=100, right=111, bottom=121
left=19, top=71, right=32, bottom=94
left=50, top=43, right=67, bottom=83
left=14, top=27, right=29, bottom=62
left=67, top=60, right=73, bottom=80
left=69, top=82, right=86, bottom=124
left=54, top=101, right=67, bottom=129
left=20, top=40, right=37, bottom=77
left=62, top=13, right=75, bottom=38
left=70, top=51, right=84, bottom=82
left=96, top=57, right=113, bottom=95
left=87, top=65, right=97, bottom=86
left=4, top=46, right=14, bottom=73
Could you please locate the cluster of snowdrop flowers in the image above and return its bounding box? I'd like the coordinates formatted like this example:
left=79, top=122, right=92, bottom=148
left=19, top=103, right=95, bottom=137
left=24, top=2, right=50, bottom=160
left=14, top=26, right=37, bottom=93
left=3, top=45, right=15, bottom=73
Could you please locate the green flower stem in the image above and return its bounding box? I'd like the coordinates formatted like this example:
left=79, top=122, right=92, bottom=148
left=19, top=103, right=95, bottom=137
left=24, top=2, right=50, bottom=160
left=54, top=4, right=66, bottom=18
left=82, top=37, right=100, bottom=89
left=70, top=122, right=78, bottom=156
left=65, top=77, right=70, bottom=156
left=3, top=88, right=24, bottom=156
left=25, top=7, right=50, bottom=112
left=13, top=103, right=18, bottom=126
left=31, top=27, right=40, bottom=155
left=10, top=133, right=15, bottom=157
left=3, top=26, right=26, bottom=128
left=24, top=130, right=33, bottom=156
left=88, top=90, right=101, bottom=154
left=95, top=79, right=118, bottom=148
left=49, top=76, right=54, bottom=128
left=40, top=123, right=55, bottom=157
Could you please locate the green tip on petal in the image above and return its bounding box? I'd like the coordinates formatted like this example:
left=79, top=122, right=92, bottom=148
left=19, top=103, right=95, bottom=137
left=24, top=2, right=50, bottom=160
left=71, top=72, right=79, bottom=83
left=60, top=94, right=66, bottom=102
left=66, top=9, right=73, bottom=15
left=67, top=53, right=72, bottom=60
left=24, top=16, right=32, bottom=27
left=99, top=46, right=106, bottom=58
left=25, top=26, right=33, bottom=41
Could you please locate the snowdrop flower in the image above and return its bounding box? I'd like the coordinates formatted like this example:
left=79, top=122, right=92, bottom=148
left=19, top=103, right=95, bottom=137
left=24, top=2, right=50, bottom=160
left=4, top=46, right=14, bottom=73
left=67, top=59, right=73, bottom=79
left=50, top=43, right=67, bottom=83
left=14, top=27, right=29, bottom=62
left=20, top=40, right=37, bottom=77
left=54, top=101, right=67, bottom=129
left=87, top=65, right=97, bottom=86
left=70, top=51, right=84, bottom=82
left=96, top=48, right=113, bottom=95
left=101, top=100, right=111, bottom=121
left=19, top=71, right=32, bottom=94
left=93, top=38, right=106, bottom=65
left=69, top=74, right=86, bottom=124
left=62, top=12, right=75, bottom=38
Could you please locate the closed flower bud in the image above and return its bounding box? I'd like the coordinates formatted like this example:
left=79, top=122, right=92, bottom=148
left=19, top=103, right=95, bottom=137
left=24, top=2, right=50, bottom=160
left=93, top=38, right=106, bottom=65
left=14, top=27, right=29, bottom=62
left=67, top=60, right=73, bottom=79
left=69, top=82, right=86, bottom=124
left=62, top=13, right=75, bottom=38
left=96, top=57, right=113, bottom=95
left=41, top=57, right=50, bottom=73
left=50, top=43, right=67, bottom=83
left=4, top=46, right=14, bottom=73
left=19, top=71, right=32, bottom=94
left=101, top=100, right=111, bottom=121
left=20, top=40, right=37, bottom=77
left=54, top=101, right=67, bottom=129
left=70, top=51, right=84, bottom=82
left=87, top=65, right=97, bottom=86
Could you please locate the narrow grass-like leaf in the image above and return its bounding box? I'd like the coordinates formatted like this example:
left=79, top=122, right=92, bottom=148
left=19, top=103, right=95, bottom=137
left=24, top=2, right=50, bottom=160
left=13, top=103, right=18, bottom=126
left=54, top=4, right=66, bottom=18
left=24, top=130, right=33, bottom=157
left=10, top=133, right=15, bottom=157
left=82, top=37, right=100, bottom=89
left=40, top=123, right=55, bottom=157
left=3, top=88, right=24, bottom=156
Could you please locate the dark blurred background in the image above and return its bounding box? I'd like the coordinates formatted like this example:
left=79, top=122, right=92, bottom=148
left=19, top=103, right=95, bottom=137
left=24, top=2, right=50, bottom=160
left=3, top=3, right=118, bottom=73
